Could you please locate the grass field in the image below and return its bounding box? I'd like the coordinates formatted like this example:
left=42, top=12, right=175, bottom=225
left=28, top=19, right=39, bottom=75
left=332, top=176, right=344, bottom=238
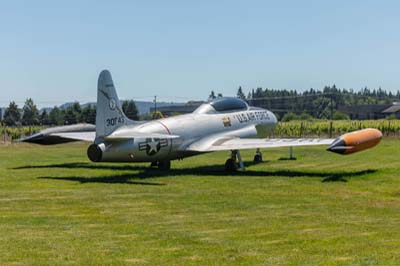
left=1, top=140, right=400, bottom=265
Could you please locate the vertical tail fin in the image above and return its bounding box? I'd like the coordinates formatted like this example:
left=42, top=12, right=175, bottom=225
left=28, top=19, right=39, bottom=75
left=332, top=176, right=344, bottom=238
left=96, top=70, right=131, bottom=138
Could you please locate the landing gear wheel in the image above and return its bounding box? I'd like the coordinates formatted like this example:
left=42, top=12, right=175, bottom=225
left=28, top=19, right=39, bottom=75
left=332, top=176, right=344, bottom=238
left=158, top=160, right=171, bottom=170
left=253, top=154, right=263, bottom=163
left=224, top=158, right=237, bottom=172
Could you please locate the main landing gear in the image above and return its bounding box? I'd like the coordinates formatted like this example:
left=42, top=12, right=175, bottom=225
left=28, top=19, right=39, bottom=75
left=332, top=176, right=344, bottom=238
left=150, top=160, right=171, bottom=170
left=224, top=149, right=264, bottom=172
left=224, top=150, right=245, bottom=172
left=253, top=148, right=263, bottom=163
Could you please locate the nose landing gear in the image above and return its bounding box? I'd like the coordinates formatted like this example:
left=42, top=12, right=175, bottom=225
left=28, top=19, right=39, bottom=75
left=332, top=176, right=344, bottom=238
left=150, top=160, right=171, bottom=170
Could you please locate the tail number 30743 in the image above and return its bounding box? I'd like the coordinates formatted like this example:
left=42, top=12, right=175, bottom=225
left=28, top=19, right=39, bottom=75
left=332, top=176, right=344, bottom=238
left=106, top=116, right=124, bottom=127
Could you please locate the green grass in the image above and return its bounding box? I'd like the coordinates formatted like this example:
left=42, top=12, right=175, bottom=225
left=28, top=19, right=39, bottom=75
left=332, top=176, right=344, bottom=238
left=1, top=140, right=400, bottom=265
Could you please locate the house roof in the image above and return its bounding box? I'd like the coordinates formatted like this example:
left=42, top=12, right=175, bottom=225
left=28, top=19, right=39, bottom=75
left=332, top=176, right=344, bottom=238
left=382, top=105, right=400, bottom=113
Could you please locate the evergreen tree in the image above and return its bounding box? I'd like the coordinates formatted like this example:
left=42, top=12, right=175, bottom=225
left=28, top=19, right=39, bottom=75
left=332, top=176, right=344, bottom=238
left=49, top=106, right=64, bottom=125
left=247, top=92, right=252, bottom=100
left=64, top=107, right=78, bottom=125
left=3, top=101, right=21, bottom=126
left=40, top=110, right=51, bottom=125
left=122, top=100, right=139, bottom=120
left=254, top=87, right=263, bottom=98
left=90, top=105, right=96, bottom=123
left=72, top=102, right=82, bottom=122
left=81, top=104, right=96, bottom=124
left=62, top=102, right=82, bottom=124
left=236, top=86, right=246, bottom=100
left=22, top=98, right=39, bottom=125
left=208, top=91, right=216, bottom=100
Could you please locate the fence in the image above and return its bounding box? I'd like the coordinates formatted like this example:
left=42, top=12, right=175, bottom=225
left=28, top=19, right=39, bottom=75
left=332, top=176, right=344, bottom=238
left=0, top=126, right=44, bottom=143
left=272, top=120, right=400, bottom=138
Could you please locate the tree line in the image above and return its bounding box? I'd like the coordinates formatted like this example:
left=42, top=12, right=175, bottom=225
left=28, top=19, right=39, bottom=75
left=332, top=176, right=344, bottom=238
left=2, top=99, right=139, bottom=126
left=3, top=85, right=400, bottom=126
left=234, top=85, right=400, bottom=120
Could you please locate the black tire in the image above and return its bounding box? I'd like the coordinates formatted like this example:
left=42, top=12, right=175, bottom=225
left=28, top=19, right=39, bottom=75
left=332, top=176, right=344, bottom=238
left=253, top=154, right=263, bottom=163
left=150, top=161, right=158, bottom=167
left=158, top=160, right=171, bottom=170
left=224, top=158, right=237, bottom=172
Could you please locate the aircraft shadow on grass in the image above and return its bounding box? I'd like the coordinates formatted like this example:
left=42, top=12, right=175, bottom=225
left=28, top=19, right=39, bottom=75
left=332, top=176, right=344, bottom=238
left=38, top=174, right=165, bottom=186
left=14, top=162, right=378, bottom=185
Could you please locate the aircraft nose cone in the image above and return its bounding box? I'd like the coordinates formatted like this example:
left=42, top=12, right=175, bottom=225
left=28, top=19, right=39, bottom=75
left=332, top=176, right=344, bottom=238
left=326, top=138, right=347, bottom=154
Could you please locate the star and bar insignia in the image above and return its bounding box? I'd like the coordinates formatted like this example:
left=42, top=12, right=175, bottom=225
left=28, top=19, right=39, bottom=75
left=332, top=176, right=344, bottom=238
left=139, top=138, right=168, bottom=156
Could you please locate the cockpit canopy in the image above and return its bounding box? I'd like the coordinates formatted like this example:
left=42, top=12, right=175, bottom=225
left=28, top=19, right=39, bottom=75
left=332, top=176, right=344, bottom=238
left=194, top=97, right=249, bottom=114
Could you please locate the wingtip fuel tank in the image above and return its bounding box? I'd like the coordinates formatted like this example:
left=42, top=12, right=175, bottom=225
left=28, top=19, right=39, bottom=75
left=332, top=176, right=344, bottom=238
left=327, top=128, right=382, bottom=155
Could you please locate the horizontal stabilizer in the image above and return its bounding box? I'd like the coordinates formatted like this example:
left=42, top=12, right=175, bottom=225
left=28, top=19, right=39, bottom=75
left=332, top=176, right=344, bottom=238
left=19, top=123, right=95, bottom=145
left=49, top=132, right=95, bottom=142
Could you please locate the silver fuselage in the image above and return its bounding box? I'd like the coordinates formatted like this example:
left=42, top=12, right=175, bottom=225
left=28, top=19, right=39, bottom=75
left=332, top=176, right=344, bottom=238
left=97, top=107, right=277, bottom=162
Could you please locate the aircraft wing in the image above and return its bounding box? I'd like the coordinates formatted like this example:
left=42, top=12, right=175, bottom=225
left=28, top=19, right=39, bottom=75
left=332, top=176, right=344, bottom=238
left=184, top=128, right=382, bottom=155
left=184, top=136, right=335, bottom=152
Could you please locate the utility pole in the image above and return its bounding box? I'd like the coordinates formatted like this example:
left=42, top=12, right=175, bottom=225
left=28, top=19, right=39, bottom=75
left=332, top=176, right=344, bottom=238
left=153, top=95, right=157, bottom=119
left=330, top=93, right=334, bottom=120
left=330, top=93, right=333, bottom=138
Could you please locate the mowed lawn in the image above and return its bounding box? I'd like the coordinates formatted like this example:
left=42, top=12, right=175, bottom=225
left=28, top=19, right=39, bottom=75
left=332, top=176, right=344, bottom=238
left=1, top=139, right=400, bottom=265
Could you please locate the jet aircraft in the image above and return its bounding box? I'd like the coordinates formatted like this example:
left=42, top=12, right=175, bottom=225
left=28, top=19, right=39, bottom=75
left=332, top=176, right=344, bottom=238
left=22, top=70, right=383, bottom=171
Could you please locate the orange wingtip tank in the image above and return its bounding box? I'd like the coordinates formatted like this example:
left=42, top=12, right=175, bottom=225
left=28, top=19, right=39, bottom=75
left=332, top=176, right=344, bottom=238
left=327, top=128, right=382, bottom=155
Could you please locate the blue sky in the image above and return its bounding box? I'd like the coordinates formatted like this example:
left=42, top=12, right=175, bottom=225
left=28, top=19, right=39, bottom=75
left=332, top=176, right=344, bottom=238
left=1, top=0, right=400, bottom=107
